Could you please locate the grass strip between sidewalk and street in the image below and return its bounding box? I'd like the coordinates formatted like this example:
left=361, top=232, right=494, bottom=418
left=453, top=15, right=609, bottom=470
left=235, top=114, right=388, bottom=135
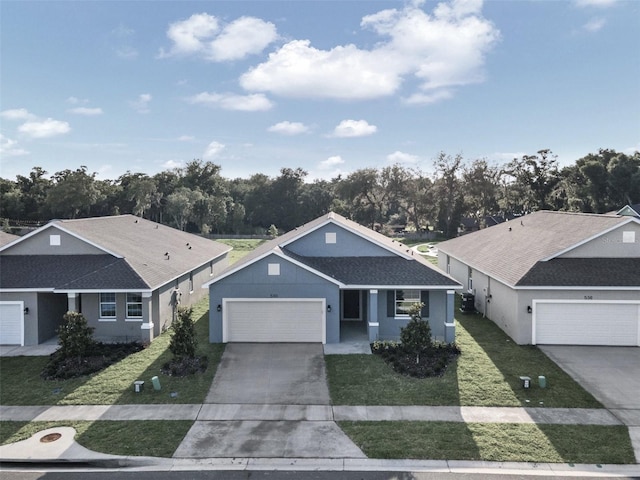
left=326, top=305, right=602, bottom=408
left=339, top=421, right=636, bottom=464
left=0, top=420, right=192, bottom=458
left=0, top=297, right=224, bottom=405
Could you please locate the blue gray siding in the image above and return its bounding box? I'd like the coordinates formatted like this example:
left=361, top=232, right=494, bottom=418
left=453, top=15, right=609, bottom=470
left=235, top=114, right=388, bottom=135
left=286, top=224, right=394, bottom=257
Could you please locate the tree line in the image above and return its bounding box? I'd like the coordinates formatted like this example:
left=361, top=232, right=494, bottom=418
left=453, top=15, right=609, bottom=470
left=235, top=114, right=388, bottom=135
left=1, top=148, right=638, bottom=238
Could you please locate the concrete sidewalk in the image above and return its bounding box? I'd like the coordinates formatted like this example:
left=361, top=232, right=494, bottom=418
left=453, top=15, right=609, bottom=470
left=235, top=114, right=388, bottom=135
left=0, top=403, right=626, bottom=425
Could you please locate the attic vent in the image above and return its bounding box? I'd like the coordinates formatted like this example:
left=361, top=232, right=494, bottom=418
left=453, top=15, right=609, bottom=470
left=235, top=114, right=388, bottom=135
left=49, top=234, right=61, bottom=246
left=622, top=231, right=635, bottom=243
left=325, top=232, right=336, bottom=244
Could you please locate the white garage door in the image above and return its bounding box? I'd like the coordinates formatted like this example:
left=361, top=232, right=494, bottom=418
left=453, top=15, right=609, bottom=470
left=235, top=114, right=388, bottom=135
left=533, top=301, right=640, bottom=346
left=223, top=298, right=326, bottom=343
left=0, top=302, right=24, bottom=345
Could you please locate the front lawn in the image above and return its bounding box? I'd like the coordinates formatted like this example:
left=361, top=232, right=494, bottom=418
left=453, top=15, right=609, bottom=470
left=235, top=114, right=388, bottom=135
left=326, top=309, right=602, bottom=407
left=340, top=421, right=635, bottom=463
left=0, top=296, right=224, bottom=405
left=0, top=420, right=192, bottom=458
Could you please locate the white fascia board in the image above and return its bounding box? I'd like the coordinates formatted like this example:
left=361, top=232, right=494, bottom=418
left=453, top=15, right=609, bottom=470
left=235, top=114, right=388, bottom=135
left=514, top=285, right=640, bottom=291
left=541, top=217, right=637, bottom=261
left=0, top=288, right=55, bottom=293
left=344, top=284, right=463, bottom=290
left=279, top=218, right=414, bottom=260
left=0, top=223, right=54, bottom=253
left=54, top=288, right=153, bottom=294
left=272, top=250, right=344, bottom=287
left=202, top=249, right=276, bottom=288
left=51, top=224, right=123, bottom=257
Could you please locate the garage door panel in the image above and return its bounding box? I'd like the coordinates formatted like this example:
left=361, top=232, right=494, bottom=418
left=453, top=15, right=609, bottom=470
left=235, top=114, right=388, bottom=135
left=224, top=299, right=325, bottom=343
left=534, top=302, right=639, bottom=346
left=0, top=302, right=24, bottom=345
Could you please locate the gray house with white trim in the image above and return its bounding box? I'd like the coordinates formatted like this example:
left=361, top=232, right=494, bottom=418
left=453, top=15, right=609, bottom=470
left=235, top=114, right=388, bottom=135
left=205, top=212, right=462, bottom=345
left=437, top=211, right=640, bottom=346
left=0, top=215, right=230, bottom=346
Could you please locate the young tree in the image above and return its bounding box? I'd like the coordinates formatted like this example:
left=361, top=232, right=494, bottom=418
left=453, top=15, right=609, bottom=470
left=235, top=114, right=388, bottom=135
left=57, top=311, right=95, bottom=359
left=399, top=302, right=431, bottom=364
left=169, top=306, right=197, bottom=360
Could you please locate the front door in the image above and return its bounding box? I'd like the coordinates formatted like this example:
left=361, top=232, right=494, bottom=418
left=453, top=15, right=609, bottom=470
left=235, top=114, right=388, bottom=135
left=342, top=290, right=361, bottom=320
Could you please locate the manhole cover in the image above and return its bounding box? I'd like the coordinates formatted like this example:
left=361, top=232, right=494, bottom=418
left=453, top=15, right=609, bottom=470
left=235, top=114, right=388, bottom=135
left=40, top=433, right=62, bottom=443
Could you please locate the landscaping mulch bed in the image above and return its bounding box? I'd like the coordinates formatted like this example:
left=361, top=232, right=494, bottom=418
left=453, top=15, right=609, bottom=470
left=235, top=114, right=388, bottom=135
left=41, top=342, right=145, bottom=380
left=161, top=356, right=208, bottom=377
left=372, top=342, right=460, bottom=378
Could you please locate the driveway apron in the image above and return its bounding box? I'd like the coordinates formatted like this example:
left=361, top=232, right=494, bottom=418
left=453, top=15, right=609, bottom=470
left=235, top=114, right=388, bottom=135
left=176, top=343, right=365, bottom=459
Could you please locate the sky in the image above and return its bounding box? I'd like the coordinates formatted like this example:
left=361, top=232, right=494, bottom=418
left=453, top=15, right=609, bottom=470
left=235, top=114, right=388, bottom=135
left=1, top=0, right=639, bottom=183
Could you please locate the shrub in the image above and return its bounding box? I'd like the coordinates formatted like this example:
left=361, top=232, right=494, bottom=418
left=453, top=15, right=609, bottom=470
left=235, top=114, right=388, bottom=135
left=169, top=306, right=197, bottom=360
left=399, top=302, right=432, bottom=364
left=56, top=311, right=96, bottom=359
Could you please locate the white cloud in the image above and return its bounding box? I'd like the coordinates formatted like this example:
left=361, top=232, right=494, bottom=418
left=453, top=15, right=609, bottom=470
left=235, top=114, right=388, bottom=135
left=331, top=119, right=377, bottom=138
left=267, top=121, right=309, bottom=135
left=177, top=135, right=195, bottom=141
left=162, top=159, right=183, bottom=170
left=583, top=17, right=606, bottom=32
left=204, top=140, right=225, bottom=159
left=159, top=13, right=277, bottom=61
left=404, top=89, right=454, bottom=105
left=130, top=93, right=152, bottom=113
left=18, top=118, right=71, bottom=138
left=68, top=107, right=104, bottom=116
left=66, top=97, right=88, bottom=105
left=319, top=155, right=345, bottom=169
left=240, top=1, right=499, bottom=102
left=574, top=0, right=618, bottom=7
left=0, top=134, right=29, bottom=156
left=187, top=92, right=273, bottom=111
left=0, top=108, right=37, bottom=121
left=387, top=151, right=419, bottom=163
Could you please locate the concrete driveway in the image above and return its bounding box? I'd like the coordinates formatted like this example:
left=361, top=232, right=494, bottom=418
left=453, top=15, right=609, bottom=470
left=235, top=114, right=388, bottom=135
left=205, top=343, right=331, bottom=405
left=176, top=343, right=365, bottom=459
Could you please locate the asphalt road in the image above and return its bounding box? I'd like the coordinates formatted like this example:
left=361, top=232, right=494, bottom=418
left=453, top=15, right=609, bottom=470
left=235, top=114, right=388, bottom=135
left=0, top=469, right=633, bottom=480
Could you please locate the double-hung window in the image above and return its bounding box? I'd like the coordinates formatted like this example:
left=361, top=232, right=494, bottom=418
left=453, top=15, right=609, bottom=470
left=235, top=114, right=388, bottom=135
left=100, top=293, right=116, bottom=319
left=126, top=293, right=143, bottom=319
left=395, top=290, right=421, bottom=316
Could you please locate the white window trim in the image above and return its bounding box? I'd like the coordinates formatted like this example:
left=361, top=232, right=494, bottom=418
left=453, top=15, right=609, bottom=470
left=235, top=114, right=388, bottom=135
left=125, top=293, right=143, bottom=320
left=394, top=289, right=421, bottom=318
left=99, top=293, right=117, bottom=320
left=49, top=234, right=61, bottom=246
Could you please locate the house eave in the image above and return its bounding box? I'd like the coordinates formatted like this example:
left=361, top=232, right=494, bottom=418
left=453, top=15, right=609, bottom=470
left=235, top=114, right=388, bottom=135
left=343, top=284, right=463, bottom=290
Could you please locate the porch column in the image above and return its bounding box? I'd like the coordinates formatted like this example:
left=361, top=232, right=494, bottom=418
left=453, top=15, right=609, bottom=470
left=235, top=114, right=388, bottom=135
left=140, top=292, right=154, bottom=344
left=445, top=290, right=456, bottom=343
left=67, top=293, right=78, bottom=312
left=368, top=289, right=379, bottom=342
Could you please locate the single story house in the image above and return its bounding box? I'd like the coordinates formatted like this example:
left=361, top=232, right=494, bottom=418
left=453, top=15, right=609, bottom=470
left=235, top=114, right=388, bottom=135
left=0, top=215, right=230, bottom=346
left=437, top=211, right=640, bottom=346
left=205, top=212, right=462, bottom=345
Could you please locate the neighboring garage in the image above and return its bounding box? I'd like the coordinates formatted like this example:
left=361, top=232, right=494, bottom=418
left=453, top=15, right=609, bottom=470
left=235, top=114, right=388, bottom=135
left=0, top=301, right=24, bottom=345
left=222, top=298, right=326, bottom=343
left=533, top=300, right=640, bottom=346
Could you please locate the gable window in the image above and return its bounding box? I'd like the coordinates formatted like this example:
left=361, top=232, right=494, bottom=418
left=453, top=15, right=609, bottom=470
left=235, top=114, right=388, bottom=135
left=126, top=293, right=143, bottom=319
left=100, top=293, right=116, bottom=319
left=623, top=231, right=636, bottom=243
left=325, top=232, right=337, bottom=244
left=268, top=263, right=280, bottom=276
left=49, top=234, right=61, bottom=246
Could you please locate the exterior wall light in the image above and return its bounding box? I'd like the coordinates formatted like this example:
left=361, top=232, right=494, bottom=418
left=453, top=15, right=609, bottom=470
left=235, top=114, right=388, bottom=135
left=23, top=307, right=29, bottom=315
left=527, top=306, right=532, bottom=313
left=327, top=305, right=332, bottom=313
left=217, top=304, right=222, bottom=312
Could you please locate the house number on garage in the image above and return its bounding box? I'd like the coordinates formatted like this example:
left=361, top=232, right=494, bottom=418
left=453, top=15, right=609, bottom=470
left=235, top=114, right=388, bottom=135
left=584, top=296, right=593, bottom=300
left=270, top=294, right=278, bottom=298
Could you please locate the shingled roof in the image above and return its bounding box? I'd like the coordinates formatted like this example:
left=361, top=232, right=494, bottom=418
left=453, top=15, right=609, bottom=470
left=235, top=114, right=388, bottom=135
left=0, top=215, right=231, bottom=291
left=437, top=211, right=638, bottom=287
left=208, top=211, right=461, bottom=289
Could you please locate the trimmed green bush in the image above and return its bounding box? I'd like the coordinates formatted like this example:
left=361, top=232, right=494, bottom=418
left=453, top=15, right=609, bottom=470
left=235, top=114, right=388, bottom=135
left=57, top=311, right=96, bottom=359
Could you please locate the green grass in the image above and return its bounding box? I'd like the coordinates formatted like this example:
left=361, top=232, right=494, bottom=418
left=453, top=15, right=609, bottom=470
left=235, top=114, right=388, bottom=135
left=0, top=297, right=224, bottom=405
left=217, top=238, right=265, bottom=264
left=0, top=420, right=192, bottom=457
left=326, top=306, right=602, bottom=407
left=339, top=421, right=635, bottom=463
